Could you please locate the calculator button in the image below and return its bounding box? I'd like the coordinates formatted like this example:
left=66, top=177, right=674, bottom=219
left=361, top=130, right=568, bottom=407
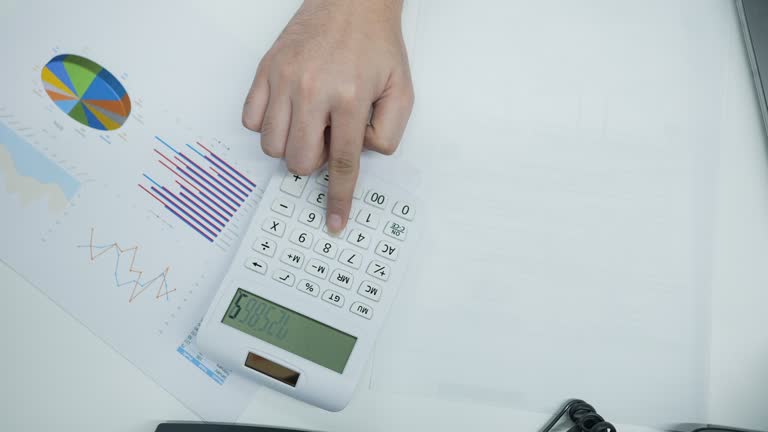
left=280, top=173, right=308, bottom=197
left=338, top=249, right=362, bottom=269
left=316, top=169, right=330, bottom=186
left=314, top=239, right=339, bottom=259
left=356, top=209, right=380, bottom=229
left=366, top=260, right=390, bottom=281
left=252, top=237, right=277, bottom=257
left=353, top=183, right=364, bottom=200
left=349, top=204, right=361, bottom=220
left=330, top=268, right=354, bottom=290
left=347, top=229, right=371, bottom=249
left=364, top=189, right=388, bottom=208
left=289, top=229, right=313, bottom=249
left=262, top=217, right=286, bottom=237
left=273, top=269, right=296, bottom=286
left=305, top=258, right=330, bottom=280
left=297, top=279, right=320, bottom=297
left=322, top=289, right=345, bottom=307
left=244, top=257, right=268, bottom=275
left=392, top=201, right=414, bottom=221
left=298, top=208, right=323, bottom=229
left=350, top=301, right=373, bottom=319
left=383, top=220, right=407, bottom=241
left=271, top=198, right=294, bottom=217
left=358, top=281, right=382, bottom=302
left=375, top=240, right=399, bottom=261
left=280, top=249, right=305, bottom=269
left=307, top=189, right=327, bottom=209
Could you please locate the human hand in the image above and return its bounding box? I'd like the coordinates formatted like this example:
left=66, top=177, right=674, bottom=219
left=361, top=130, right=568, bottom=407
left=242, top=0, right=414, bottom=234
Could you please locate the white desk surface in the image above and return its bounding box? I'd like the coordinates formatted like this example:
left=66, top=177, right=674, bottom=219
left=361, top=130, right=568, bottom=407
left=2, top=1, right=768, bottom=431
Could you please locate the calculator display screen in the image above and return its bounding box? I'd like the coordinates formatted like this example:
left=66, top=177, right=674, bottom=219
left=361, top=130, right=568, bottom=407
left=221, top=288, right=356, bottom=374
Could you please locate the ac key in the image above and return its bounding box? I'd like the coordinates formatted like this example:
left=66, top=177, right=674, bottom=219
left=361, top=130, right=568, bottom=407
left=375, top=240, right=399, bottom=261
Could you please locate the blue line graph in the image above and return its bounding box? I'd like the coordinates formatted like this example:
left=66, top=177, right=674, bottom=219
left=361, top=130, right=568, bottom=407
left=77, top=228, right=176, bottom=302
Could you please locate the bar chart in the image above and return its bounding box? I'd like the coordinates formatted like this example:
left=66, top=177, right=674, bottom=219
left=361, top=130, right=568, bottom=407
left=139, top=137, right=258, bottom=243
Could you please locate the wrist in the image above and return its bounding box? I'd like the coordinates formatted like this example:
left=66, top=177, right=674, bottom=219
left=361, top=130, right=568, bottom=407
left=301, top=0, right=403, bottom=24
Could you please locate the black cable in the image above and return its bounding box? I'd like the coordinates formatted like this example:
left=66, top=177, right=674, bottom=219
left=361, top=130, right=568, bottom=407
left=539, top=399, right=617, bottom=432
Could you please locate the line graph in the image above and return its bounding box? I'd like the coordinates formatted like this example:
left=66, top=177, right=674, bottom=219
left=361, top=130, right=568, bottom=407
left=77, top=228, right=176, bottom=302
left=139, top=137, right=258, bottom=243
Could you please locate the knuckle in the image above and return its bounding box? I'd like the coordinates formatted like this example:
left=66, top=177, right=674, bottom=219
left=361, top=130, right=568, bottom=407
left=335, top=83, right=361, bottom=107
left=259, top=116, right=274, bottom=137
left=276, top=63, right=295, bottom=80
left=328, top=154, right=357, bottom=177
left=241, top=113, right=261, bottom=132
left=378, top=140, right=398, bottom=155
left=261, top=142, right=282, bottom=158
left=327, top=195, right=350, bottom=212
left=297, top=72, right=317, bottom=97
left=286, top=159, right=314, bottom=176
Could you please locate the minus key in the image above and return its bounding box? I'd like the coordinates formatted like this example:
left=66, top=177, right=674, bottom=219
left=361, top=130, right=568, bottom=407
left=271, top=197, right=295, bottom=217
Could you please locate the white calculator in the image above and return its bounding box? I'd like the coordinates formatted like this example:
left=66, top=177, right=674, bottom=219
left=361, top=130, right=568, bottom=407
left=198, top=153, right=419, bottom=411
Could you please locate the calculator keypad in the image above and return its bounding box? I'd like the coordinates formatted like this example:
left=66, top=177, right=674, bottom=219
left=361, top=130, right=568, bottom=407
left=245, top=170, right=415, bottom=321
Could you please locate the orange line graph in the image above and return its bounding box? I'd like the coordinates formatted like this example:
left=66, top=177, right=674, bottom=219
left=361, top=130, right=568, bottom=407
left=81, top=227, right=177, bottom=302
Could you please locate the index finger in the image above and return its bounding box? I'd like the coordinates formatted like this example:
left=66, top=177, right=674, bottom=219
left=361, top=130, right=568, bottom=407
left=326, top=107, right=367, bottom=235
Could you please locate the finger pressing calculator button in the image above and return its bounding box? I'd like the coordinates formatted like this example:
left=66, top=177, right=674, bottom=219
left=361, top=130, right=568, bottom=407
left=339, top=249, right=362, bottom=269
left=347, top=229, right=371, bottom=249
left=271, top=198, right=294, bottom=217
left=280, top=248, right=305, bottom=269
left=298, top=208, right=323, bottom=229
left=314, top=239, right=339, bottom=259
left=375, top=240, right=399, bottom=261
left=305, top=258, right=330, bottom=280
left=366, top=260, right=390, bottom=281
left=289, top=229, right=313, bottom=249
left=273, top=269, right=296, bottom=286
left=392, top=201, right=414, bottom=221
left=383, top=220, right=407, bottom=241
left=350, top=301, right=373, bottom=319
left=330, top=268, right=354, bottom=290
left=322, top=222, right=348, bottom=238
left=322, top=289, right=345, bottom=307
left=280, top=173, right=308, bottom=197
left=364, top=189, right=388, bottom=208
left=244, top=257, right=268, bottom=275
left=307, top=189, right=327, bottom=209
left=358, top=280, right=382, bottom=302
left=252, top=237, right=277, bottom=257
left=262, top=217, right=286, bottom=237
left=356, top=209, right=380, bottom=229
left=297, top=279, right=320, bottom=297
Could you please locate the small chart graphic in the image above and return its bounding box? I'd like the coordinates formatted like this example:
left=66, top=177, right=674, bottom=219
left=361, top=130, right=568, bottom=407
left=0, top=120, right=79, bottom=212
left=41, top=54, right=131, bottom=131
left=77, top=228, right=176, bottom=302
left=140, top=137, right=258, bottom=243
left=177, top=322, right=232, bottom=385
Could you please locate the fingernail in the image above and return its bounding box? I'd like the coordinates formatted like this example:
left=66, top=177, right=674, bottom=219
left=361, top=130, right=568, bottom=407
left=328, top=214, right=343, bottom=235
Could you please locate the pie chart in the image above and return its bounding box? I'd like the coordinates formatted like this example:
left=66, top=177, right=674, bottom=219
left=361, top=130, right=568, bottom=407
left=41, top=54, right=131, bottom=131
